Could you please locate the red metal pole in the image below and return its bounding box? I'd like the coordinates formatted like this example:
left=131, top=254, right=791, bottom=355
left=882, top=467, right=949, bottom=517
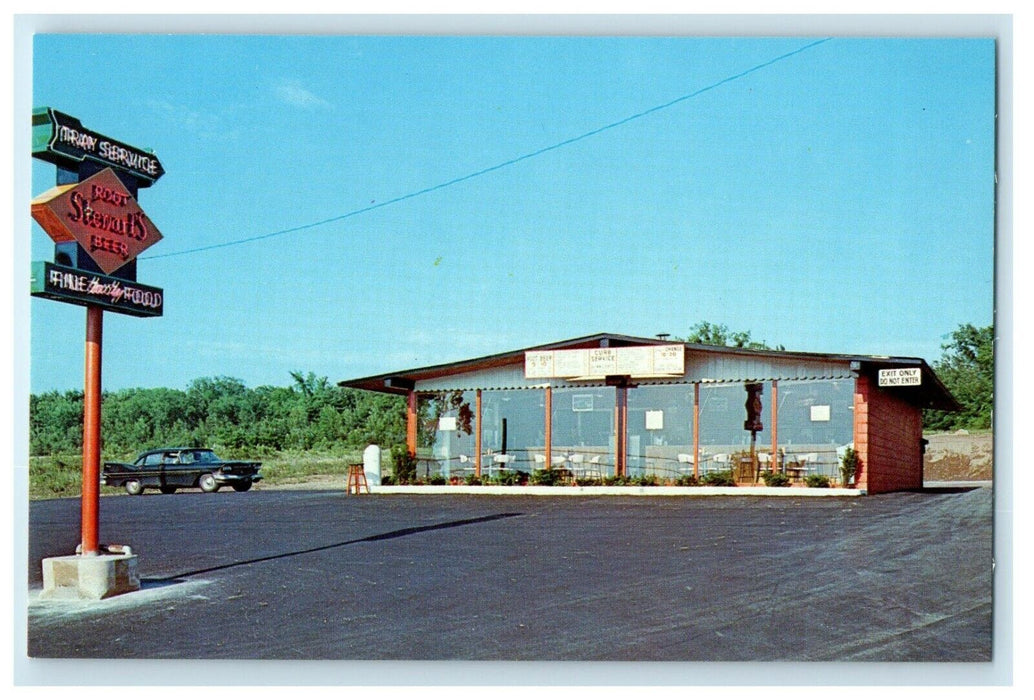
left=81, top=305, right=103, bottom=556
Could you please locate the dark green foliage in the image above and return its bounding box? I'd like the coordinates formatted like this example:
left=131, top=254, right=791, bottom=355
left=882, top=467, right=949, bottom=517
left=428, top=473, right=447, bottom=485
left=673, top=474, right=699, bottom=486
left=29, top=390, right=84, bottom=455
left=760, top=471, right=791, bottom=487
left=924, top=323, right=993, bottom=432
left=530, top=468, right=563, bottom=486
left=489, top=469, right=525, bottom=486
left=30, top=373, right=407, bottom=458
left=603, top=475, right=630, bottom=486
left=839, top=447, right=861, bottom=487
left=679, top=321, right=783, bottom=351
left=702, top=469, right=736, bottom=486
left=390, top=444, right=417, bottom=484
left=805, top=474, right=831, bottom=488
left=631, top=474, right=660, bottom=486
left=463, top=473, right=483, bottom=486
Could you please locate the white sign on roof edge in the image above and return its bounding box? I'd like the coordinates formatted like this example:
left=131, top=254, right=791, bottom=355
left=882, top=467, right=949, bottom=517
left=878, top=367, right=922, bottom=387
left=524, top=345, right=685, bottom=380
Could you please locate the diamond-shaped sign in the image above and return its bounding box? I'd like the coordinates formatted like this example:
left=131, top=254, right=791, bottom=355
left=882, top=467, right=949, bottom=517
left=31, top=168, right=163, bottom=275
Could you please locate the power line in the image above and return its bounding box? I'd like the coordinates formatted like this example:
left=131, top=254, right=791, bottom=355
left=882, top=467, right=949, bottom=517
left=144, top=38, right=832, bottom=261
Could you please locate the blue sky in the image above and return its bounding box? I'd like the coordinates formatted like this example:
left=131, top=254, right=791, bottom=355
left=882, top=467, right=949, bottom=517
left=25, top=31, right=996, bottom=393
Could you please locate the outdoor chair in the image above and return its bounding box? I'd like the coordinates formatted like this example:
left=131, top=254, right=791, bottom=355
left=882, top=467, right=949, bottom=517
left=710, top=453, right=730, bottom=475
left=585, top=454, right=604, bottom=479
left=569, top=453, right=585, bottom=479
left=676, top=453, right=695, bottom=476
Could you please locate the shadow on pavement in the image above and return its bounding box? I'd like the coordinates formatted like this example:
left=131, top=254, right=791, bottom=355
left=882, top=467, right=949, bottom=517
left=151, top=511, right=524, bottom=582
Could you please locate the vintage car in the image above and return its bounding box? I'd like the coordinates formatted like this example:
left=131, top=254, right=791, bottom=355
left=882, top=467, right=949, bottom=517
left=103, top=448, right=262, bottom=495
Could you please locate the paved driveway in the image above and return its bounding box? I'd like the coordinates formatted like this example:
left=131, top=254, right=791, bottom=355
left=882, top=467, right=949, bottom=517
left=24, top=486, right=994, bottom=676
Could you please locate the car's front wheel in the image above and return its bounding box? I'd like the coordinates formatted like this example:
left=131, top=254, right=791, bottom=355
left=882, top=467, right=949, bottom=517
left=198, top=473, right=220, bottom=493
left=231, top=481, right=253, bottom=492
left=124, top=479, right=143, bottom=496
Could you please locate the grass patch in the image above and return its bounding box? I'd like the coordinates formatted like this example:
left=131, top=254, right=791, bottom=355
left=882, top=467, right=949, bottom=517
left=29, top=449, right=393, bottom=500
left=30, top=455, right=93, bottom=500
left=251, top=450, right=366, bottom=485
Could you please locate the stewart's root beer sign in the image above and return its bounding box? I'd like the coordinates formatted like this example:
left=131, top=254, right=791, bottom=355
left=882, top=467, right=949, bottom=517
left=31, top=167, right=163, bottom=275
left=31, top=107, right=165, bottom=318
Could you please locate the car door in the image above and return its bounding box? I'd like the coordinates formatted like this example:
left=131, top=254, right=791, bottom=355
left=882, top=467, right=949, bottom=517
left=139, top=451, right=163, bottom=487
left=179, top=450, right=208, bottom=487
left=163, top=451, right=194, bottom=488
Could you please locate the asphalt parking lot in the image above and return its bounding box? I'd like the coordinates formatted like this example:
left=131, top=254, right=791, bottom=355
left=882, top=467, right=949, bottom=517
left=24, top=486, right=994, bottom=673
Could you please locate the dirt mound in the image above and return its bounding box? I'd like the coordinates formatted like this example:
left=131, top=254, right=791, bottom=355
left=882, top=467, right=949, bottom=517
left=924, top=431, right=993, bottom=481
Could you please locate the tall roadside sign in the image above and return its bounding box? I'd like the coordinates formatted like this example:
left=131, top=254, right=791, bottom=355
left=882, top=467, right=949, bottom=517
left=31, top=107, right=166, bottom=600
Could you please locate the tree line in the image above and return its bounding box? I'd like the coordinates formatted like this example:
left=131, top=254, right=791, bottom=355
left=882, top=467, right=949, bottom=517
left=29, top=371, right=406, bottom=457
left=28, top=323, right=992, bottom=457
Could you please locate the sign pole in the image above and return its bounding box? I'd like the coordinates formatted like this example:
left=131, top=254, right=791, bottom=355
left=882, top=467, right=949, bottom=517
left=33, top=107, right=166, bottom=599
left=81, top=304, right=103, bottom=556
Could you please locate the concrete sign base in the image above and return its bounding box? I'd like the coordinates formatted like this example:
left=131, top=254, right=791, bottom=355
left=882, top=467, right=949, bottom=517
left=40, top=550, right=140, bottom=600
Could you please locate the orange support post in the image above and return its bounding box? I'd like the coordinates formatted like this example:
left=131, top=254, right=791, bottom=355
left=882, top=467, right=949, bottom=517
left=406, top=391, right=418, bottom=458
left=544, top=386, right=552, bottom=470
left=81, top=305, right=103, bottom=556
left=770, top=380, right=779, bottom=472
left=693, top=383, right=700, bottom=480
left=475, top=389, right=482, bottom=478
left=614, top=385, right=628, bottom=477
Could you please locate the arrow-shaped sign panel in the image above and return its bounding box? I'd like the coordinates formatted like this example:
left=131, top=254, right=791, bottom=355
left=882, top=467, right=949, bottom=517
left=31, top=168, right=164, bottom=275
left=32, top=107, right=165, bottom=185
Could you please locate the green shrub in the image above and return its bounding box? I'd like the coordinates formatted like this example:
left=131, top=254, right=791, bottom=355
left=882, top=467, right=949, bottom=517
left=631, top=474, right=660, bottom=486
left=603, top=475, right=630, bottom=486
left=489, top=469, right=525, bottom=486
left=428, top=473, right=447, bottom=485
left=531, top=468, right=563, bottom=486
left=702, top=469, right=736, bottom=486
left=390, top=444, right=417, bottom=484
left=805, top=474, right=831, bottom=488
left=674, top=474, right=699, bottom=486
left=464, top=473, right=483, bottom=486
left=840, top=447, right=861, bottom=487
left=760, top=471, right=791, bottom=487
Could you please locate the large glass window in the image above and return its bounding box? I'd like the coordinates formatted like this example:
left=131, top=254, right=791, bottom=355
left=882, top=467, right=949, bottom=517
left=775, top=380, right=854, bottom=479
left=480, top=389, right=545, bottom=474
left=550, top=387, right=616, bottom=478
left=697, top=382, right=772, bottom=478
left=417, top=390, right=477, bottom=478
left=626, top=384, right=694, bottom=479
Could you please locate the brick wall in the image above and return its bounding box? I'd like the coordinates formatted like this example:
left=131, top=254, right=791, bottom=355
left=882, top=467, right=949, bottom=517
left=853, top=375, right=924, bottom=494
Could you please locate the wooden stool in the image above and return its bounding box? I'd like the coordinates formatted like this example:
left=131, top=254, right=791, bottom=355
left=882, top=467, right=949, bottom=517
left=346, top=463, right=369, bottom=495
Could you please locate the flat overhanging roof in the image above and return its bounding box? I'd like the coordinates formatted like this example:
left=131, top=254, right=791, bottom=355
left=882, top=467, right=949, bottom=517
left=339, top=332, right=961, bottom=412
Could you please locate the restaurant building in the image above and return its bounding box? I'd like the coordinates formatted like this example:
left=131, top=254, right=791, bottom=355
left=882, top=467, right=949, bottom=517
left=339, top=333, right=959, bottom=494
